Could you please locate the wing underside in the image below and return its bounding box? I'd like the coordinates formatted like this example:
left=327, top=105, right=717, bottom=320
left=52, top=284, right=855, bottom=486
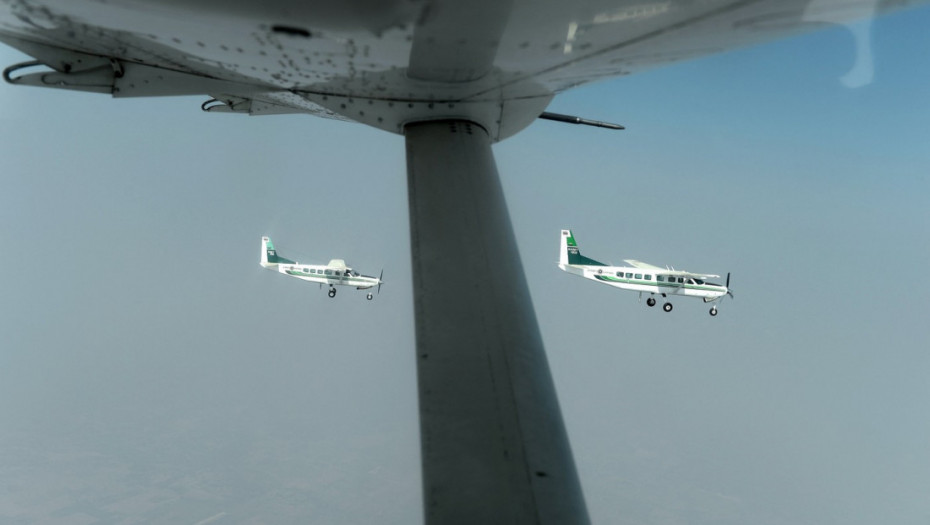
left=2, top=1, right=925, bottom=139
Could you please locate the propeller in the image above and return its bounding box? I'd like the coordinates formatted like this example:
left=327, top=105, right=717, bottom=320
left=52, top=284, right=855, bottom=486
left=378, top=269, right=383, bottom=294
left=726, top=272, right=734, bottom=299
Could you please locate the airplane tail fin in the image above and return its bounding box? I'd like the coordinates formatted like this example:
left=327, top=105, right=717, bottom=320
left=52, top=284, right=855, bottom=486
left=560, top=229, right=606, bottom=267
left=261, top=236, right=296, bottom=268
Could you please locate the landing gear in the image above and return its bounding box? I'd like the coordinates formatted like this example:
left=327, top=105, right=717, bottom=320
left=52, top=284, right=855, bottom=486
left=709, top=307, right=717, bottom=316
left=646, top=297, right=656, bottom=307
left=328, top=287, right=336, bottom=298
left=366, top=293, right=373, bottom=300
left=662, top=302, right=673, bottom=312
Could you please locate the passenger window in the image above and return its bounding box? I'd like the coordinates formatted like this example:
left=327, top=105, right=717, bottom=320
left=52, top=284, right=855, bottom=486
left=657, top=276, right=664, bottom=282
left=303, top=268, right=308, bottom=273
left=625, top=273, right=633, bottom=278
left=678, top=277, right=684, bottom=283
left=645, top=275, right=652, bottom=280
left=634, top=273, right=642, bottom=279
left=325, top=270, right=332, bottom=276
left=616, top=272, right=622, bottom=277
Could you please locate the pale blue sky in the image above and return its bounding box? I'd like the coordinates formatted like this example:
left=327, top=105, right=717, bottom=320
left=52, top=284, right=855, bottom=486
left=2, top=6, right=929, bottom=524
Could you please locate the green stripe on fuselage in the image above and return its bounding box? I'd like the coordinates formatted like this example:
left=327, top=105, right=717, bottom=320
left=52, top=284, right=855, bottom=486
left=285, top=269, right=371, bottom=285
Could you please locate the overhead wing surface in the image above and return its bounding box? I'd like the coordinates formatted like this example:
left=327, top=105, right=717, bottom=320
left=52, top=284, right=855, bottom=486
left=2, top=1, right=926, bottom=140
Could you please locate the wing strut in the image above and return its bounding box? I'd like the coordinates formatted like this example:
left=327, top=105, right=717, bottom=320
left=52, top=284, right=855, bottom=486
left=405, top=120, right=589, bottom=524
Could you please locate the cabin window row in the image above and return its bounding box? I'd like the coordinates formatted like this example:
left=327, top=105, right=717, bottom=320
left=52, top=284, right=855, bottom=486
left=301, top=268, right=335, bottom=275
left=614, top=272, right=689, bottom=284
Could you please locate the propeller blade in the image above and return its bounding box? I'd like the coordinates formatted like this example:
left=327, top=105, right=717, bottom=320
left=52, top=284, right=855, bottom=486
left=378, top=269, right=383, bottom=294
left=726, top=272, right=730, bottom=288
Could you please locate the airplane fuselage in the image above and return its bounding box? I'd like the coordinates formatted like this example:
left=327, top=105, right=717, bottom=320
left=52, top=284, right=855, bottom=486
left=558, top=263, right=727, bottom=301
left=274, top=263, right=379, bottom=290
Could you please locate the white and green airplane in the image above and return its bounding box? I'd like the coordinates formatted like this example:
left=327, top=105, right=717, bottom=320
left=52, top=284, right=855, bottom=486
left=558, top=229, right=732, bottom=316
left=260, top=236, right=383, bottom=300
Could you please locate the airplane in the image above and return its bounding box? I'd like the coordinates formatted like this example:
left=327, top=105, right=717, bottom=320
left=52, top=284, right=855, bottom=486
left=559, top=230, right=732, bottom=316
left=3, top=2, right=925, bottom=523
left=260, top=236, right=382, bottom=300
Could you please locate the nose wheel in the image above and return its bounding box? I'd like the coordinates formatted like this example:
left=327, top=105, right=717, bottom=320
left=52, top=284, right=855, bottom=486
left=709, top=306, right=717, bottom=316
left=366, top=293, right=373, bottom=300
left=662, top=302, right=673, bottom=312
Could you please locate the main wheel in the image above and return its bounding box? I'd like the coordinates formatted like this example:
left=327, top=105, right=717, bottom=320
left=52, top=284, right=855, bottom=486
left=328, top=289, right=336, bottom=298
left=709, top=307, right=717, bottom=316
left=366, top=293, right=373, bottom=300
left=663, top=302, right=673, bottom=312
left=646, top=297, right=656, bottom=307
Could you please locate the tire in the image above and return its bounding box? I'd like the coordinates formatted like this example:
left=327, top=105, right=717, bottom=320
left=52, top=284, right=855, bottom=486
left=646, top=297, right=656, bottom=307
left=663, top=302, right=673, bottom=312
left=367, top=293, right=373, bottom=300
left=709, top=307, right=717, bottom=316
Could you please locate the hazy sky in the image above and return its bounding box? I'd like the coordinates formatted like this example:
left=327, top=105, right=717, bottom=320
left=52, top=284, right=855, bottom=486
left=2, top=6, right=929, bottom=525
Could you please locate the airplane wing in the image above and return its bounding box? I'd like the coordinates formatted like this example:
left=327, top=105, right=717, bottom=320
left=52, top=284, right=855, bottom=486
left=327, top=259, right=349, bottom=270
left=625, top=260, right=719, bottom=279
left=2, top=1, right=926, bottom=141
left=623, top=259, right=667, bottom=271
